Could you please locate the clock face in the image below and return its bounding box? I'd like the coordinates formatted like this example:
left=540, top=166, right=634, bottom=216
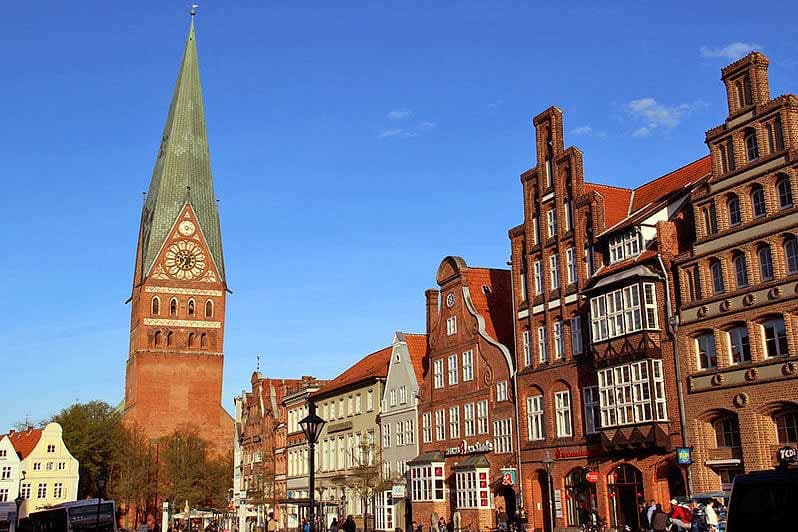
left=446, top=293, right=455, bottom=308
left=178, top=220, right=196, bottom=236
left=164, top=240, right=206, bottom=280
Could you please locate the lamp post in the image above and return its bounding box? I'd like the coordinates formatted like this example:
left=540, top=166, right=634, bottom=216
left=95, top=469, right=108, bottom=530
left=542, top=451, right=555, bottom=532
left=299, top=402, right=326, bottom=532
left=14, top=470, right=26, bottom=531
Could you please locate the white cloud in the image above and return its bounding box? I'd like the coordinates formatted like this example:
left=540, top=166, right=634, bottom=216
left=378, top=128, right=404, bottom=138
left=571, top=125, right=593, bottom=136
left=624, top=98, right=705, bottom=136
left=700, top=42, right=762, bottom=60
left=387, top=109, right=411, bottom=120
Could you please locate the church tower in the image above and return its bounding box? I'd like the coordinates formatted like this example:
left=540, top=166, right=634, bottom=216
left=123, top=15, right=233, bottom=452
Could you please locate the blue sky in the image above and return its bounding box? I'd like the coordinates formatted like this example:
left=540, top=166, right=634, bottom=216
left=1, top=0, right=796, bottom=429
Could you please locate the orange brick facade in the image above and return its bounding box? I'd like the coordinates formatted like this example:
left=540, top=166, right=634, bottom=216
left=123, top=203, right=233, bottom=453
left=674, top=52, right=798, bottom=494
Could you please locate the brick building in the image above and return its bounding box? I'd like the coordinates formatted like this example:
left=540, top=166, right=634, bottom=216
left=674, top=52, right=798, bottom=493
left=509, top=107, right=714, bottom=530
left=409, top=256, right=515, bottom=532
left=122, top=17, right=233, bottom=453
left=233, top=374, right=324, bottom=531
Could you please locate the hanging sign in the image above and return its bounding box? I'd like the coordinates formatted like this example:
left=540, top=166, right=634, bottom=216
left=777, top=445, right=797, bottom=464
left=501, top=468, right=516, bottom=486
left=585, top=471, right=599, bottom=483
left=676, top=447, right=693, bottom=466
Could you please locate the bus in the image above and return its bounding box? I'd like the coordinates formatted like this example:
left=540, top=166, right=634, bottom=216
left=20, top=499, right=117, bottom=532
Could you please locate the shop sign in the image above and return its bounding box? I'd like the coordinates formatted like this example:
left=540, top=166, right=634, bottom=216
left=585, top=471, right=599, bottom=483
left=391, top=484, right=406, bottom=498
left=444, top=439, right=493, bottom=456
left=501, top=468, right=516, bottom=486
left=676, top=447, right=693, bottom=466
left=553, top=489, right=563, bottom=518
left=555, top=448, right=588, bottom=459
left=777, top=445, right=797, bottom=464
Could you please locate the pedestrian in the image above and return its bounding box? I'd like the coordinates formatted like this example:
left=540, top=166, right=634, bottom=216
left=646, top=499, right=657, bottom=531
left=704, top=500, right=719, bottom=532
left=302, top=518, right=310, bottom=532
left=430, top=512, right=439, bottom=532
left=669, top=500, right=692, bottom=531
left=496, top=506, right=508, bottom=532
left=330, top=517, right=339, bottom=532
left=343, top=515, right=356, bottom=532
left=651, top=504, right=669, bottom=532
left=437, top=517, right=447, bottom=532
left=411, top=521, right=419, bottom=532
left=267, top=512, right=279, bottom=532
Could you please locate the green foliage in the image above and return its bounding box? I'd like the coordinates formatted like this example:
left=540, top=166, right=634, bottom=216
left=159, top=424, right=209, bottom=508
left=51, top=400, right=125, bottom=498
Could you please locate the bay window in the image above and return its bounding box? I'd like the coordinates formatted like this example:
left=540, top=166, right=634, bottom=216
left=598, top=359, right=667, bottom=428
left=410, top=463, right=444, bottom=501
left=455, top=468, right=490, bottom=509
left=590, top=283, right=657, bottom=341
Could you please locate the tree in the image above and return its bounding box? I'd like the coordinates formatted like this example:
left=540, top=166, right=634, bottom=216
left=114, top=423, right=157, bottom=527
left=159, top=425, right=209, bottom=510
left=51, top=400, right=126, bottom=498
left=331, top=439, right=389, bottom=532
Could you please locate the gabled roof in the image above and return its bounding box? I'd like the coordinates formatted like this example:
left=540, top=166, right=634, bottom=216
left=4, top=427, right=43, bottom=459
left=311, top=346, right=392, bottom=400
left=402, top=333, right=428, bottom=383
left=137, top=18, right=225, bottom=283
left=630, top=156, right=711, bottom=214
left=466, top=267, right=513, bottom=351
left=584, top=183, right=633, bottom=228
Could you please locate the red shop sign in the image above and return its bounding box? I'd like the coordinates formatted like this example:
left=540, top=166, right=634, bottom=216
left=585, top=471, right=599, bottom=483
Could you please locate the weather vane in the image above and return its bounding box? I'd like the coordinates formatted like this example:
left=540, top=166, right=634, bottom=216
left=190, top=4, right=199, bottom=17
left=256, top=354, right=260, bottom=372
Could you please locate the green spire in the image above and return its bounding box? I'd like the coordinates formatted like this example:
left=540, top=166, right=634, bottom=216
left=139, top=16, right=225, bottom=282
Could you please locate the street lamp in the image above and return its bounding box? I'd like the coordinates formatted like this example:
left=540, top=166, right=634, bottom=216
left=14, top=470, right=26, bottom=530
left=299, top=402, right=326, bottom=532
left=95, top=468, right=108, bottom=530
left=542, top=451, right=555, bottom=532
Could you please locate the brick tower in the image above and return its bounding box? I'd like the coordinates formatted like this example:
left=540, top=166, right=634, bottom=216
left=122, top=15, right=233, bottom=453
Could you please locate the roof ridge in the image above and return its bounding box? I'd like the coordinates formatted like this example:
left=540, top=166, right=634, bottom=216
left=585, top=182, right=633, bottom=191
left=633, top=155, right=711, bottom=193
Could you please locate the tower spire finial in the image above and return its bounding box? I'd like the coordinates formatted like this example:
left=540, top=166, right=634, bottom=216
left=190, top=4, right=199, bottom=17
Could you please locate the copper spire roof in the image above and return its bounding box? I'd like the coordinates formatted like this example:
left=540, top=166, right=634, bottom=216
left=138, top=17, right=225, bottom=282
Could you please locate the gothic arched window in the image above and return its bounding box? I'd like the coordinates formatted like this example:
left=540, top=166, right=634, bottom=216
left=188, top=333, right=195, bottom=348
left=758, top=245, right=774, bottom=281
left=154, top=331, right=162, bottom=347
left=170, top=298, right=178, bottom=316
left=166, top=331, right=173, bottom=347
left=188, top=299, right=195, bottom=317
left=727, top=194, right=741, bottom=226
left=784, top=237, right=798, bottom=275
left=151, top=297, right=160, bottom=316
left=205, top=300, right=214, bottom=318
left=777, top=176, right=793, bottom=209
left=744, top=128, right=759, bottom=162
left=733, top=252, right=748, bottom=288
left=751, top=185, right=766, bottom=218
left=200, top=333, right=208, bottom=349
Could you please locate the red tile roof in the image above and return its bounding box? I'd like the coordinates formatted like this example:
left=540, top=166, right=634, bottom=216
left=312, top=346, right=392, bottom=399
left=630, top=156, right=711, bottom=214
left=593, top=249, right=658, bottom=279
left=466, top=267, right=513, bottom=351
left=4, top=427, right=43, bottom=459
left=403, top=333, right=428, bottom=383
left=584, top=183, right=633, bottom=228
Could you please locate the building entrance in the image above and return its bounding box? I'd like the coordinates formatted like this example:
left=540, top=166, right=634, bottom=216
left=607, top=464, right=643, bottom=530
left=564, top=467, right=597, bottom=527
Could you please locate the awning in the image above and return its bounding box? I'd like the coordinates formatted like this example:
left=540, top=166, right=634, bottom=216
left=584, top=265, right=660, bottom=292
left=452, top=454, right=491, bottom=469
left=408, top=451, right=445, bottom=465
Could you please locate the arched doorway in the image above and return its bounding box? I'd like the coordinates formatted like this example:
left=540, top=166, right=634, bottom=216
left=564, top=468, right=597, bottom=527
left=607, top=464, right=643, bottom=530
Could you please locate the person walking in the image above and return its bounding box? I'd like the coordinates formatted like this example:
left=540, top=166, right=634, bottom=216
left=329, top=517, right=339, bottom=532
left=267, top=512, right=279, bottom=532
left=669, top=500, right=692, bottom=531
left=342, top=515, right=356, bottom=532
left=704, top=500, right=719, bottom=532
left=650, top=504, right=669, bottom=532
left=437, top=517, right=447, bottom=532
left=496, top=507, right=508, bottom=532
left=646, top=500, right=657, bottom=531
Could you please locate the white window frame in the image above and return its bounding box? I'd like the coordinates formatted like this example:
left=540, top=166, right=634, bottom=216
left=533, top=260, right=543, bottom=294
left=449, top=406, right=460, bottom=439
left=493, top=419, right=513, bottom=454
left=382, top=424, right=391, bottom=448
left=537, top=326, right=548, bottom=363
left=433, top=359, right=444, bottom=389
left=462, top=350, right=474, bottom=381
left=547, top=209, right=557, bottom=238
left=410, top=464, right=445, bottom=502
left=590, top=283, right=657, bottom=342
left=554, top=390, right=573, bottom=437
left=422, top=413, right=432, bottom=443
left=496, top=380, right=508, bottom=402
left=398, top=386, right=407, bottom=404
left=396, top=422, right=405, bottom=446
left=554, top=320, right=565, bottom=359
left=446, top=316, right=457, bottom=336
left=477, top=399, right=489, bottom=434
left=447, top=354, right=459, bottom=385
left=389, top=389, right=396, bottom=407
left=549, top=254, right=560, bottom=290
left=598, top=359, right=668, bottom=428
left=527, top=395, right=544, bottom=441
left=464, top=403, right=475, bottom=436
left=566, top=247, right=576, bottom=284
left=608, top=229, right=641, bottom=264
left=523, top=330, right=532, bottom=366
left=435, top=410, right=445, bottom=441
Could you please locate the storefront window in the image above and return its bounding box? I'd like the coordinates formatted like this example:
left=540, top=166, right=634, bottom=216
left=565, top=468, right=597, bottom=526
left=410, top=463, right=444, bottom=502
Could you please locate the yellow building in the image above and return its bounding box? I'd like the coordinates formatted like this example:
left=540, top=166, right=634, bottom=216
left=6, top=423, right=79, bottom=517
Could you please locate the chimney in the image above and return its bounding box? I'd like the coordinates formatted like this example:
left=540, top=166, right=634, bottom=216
left=425, top=289, right=439, bottom=340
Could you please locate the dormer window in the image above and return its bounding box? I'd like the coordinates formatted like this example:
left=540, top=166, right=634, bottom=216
left=608, top=229, right=641, bottom=264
